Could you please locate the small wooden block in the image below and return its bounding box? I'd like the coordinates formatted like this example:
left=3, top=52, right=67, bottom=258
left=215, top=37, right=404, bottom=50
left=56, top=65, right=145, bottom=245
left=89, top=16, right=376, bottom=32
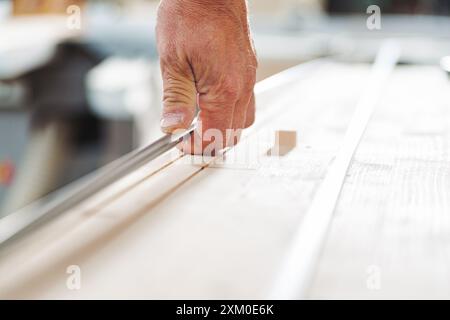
left=267, top=130, right=297, bottom=156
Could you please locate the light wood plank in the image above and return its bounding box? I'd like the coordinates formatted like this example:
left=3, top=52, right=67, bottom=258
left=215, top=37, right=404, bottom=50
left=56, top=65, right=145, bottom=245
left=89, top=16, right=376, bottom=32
left=309, top=66, right=450, bottom=299
left=4, top=63, right=446, bottom=299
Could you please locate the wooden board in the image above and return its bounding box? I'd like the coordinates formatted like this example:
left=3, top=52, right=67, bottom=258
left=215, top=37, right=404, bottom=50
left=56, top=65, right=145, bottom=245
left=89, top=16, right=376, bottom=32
left=0, top=62, right=449, bottom=299
left=309, top=66, right=450, bottom=299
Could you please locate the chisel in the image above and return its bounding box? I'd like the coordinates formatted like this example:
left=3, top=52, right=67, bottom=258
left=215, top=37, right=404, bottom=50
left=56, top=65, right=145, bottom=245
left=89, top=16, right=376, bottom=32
left=0, top=121, right=197, bottom=245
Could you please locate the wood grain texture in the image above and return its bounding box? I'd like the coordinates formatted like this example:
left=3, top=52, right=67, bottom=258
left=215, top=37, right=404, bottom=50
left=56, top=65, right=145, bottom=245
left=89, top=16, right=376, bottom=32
left=309, top=66, right=450, bottom=299
left=1, top=63, right=448, bottom=299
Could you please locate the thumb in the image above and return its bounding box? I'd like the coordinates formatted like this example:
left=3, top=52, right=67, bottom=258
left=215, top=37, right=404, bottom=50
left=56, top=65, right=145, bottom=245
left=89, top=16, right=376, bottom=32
left=160, top=63, right=197, bottom=133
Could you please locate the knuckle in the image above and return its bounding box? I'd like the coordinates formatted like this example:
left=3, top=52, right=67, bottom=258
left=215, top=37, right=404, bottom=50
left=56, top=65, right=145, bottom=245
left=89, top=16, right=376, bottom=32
left=158, top=43, right=178, bottom=64
left=251, top=53, right=259, bottom=68
left=245, top=69, right=257, bottom=91
left=218, top=74, right=240, bottom=100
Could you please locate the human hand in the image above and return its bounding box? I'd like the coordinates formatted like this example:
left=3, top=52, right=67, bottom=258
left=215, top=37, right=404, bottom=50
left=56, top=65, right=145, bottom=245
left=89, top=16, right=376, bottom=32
left=156, top=0, right=257, bottom=154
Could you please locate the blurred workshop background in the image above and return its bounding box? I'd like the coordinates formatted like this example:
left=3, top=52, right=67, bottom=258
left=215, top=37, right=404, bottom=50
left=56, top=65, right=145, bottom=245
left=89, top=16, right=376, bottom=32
left=0, top=0, right=450, bottom=218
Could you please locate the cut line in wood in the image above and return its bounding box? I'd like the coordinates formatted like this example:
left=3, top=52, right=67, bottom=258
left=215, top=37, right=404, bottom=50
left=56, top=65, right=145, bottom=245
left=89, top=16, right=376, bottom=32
left=269, top=41, right=401, bottom=299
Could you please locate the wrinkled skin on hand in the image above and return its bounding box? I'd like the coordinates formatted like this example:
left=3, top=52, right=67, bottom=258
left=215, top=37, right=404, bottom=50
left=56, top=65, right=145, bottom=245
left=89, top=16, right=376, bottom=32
left=157, top=0, right=258, bottom=154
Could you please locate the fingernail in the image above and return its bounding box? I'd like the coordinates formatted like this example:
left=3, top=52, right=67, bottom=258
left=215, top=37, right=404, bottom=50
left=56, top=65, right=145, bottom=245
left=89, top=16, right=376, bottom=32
left=161, top=113, right=184, bottom=131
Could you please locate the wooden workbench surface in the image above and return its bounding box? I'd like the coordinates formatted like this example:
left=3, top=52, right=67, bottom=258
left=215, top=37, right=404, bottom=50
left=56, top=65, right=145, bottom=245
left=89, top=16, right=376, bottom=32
left=0, top=62, right=449, bottom=299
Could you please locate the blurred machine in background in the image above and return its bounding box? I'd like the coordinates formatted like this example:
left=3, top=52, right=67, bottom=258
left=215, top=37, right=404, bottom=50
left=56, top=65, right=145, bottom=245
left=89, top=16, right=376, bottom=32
left=0, top=39, right=109, bottom=216
left=0, top=0, right=450, bottom=218
left=0, top=0, right=160, bottom=216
